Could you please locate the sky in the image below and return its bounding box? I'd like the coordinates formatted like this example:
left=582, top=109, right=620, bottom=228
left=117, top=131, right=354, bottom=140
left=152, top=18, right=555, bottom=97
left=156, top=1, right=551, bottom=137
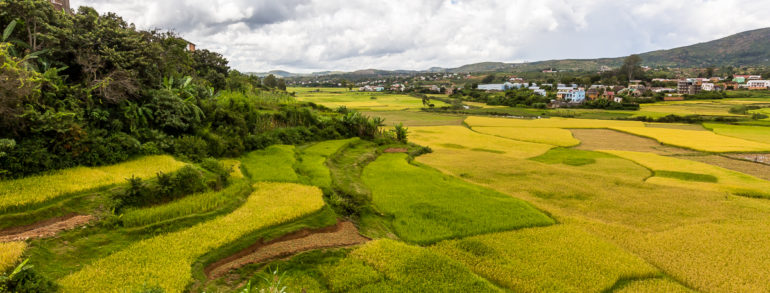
left=70, top=0, right=770, bottom=73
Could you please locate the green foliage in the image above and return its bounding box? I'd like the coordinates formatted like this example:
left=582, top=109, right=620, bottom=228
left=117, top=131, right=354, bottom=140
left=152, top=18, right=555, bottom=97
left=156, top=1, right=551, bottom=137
left=655, top=171, right=719, bottom=183
left=0, top=259, right=57, bottom=293
left=112, top=165, right=208, bottom=212
left=363, top=153, right=554, bottom=244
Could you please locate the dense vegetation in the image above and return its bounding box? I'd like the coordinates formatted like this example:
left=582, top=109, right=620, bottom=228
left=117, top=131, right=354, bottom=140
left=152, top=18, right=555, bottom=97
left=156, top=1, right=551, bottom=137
left=0, top=0, right=385, bottom=179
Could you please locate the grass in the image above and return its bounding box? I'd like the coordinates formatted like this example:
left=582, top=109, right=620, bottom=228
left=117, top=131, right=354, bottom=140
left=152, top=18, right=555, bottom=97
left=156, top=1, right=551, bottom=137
left=409, top=126, right=553, bottom=159
left=603, top=150, right=770, bottom=198
left=654, top=171, right=718, bottom=183
left=530, top=148, right=615, bottom=166
left=362, top=153, right=554, bottom=244
left=611, top=126, right=770, bottom=152
left=703, top=123, right=770, bottom=144
left=0, top=242, right=26, bottom=273
left=119, top=180, right=252, bottom=227
left=472, top=126, right=580, bottom=147
left=240, top=145, right=298, bottom=182
left=57, top=182, right=325, bottom=293
left=296, top=139, right=358, bottom=188
left=431, top=225, right=659, bottom=292
left=324, top=239, right=501, bottom=292
left=0, top=155, right=186, bottom=212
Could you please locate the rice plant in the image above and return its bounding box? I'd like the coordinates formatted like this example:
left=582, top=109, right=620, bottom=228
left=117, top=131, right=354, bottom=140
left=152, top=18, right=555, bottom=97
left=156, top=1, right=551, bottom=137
left=0, top=242, right=26, bottom=273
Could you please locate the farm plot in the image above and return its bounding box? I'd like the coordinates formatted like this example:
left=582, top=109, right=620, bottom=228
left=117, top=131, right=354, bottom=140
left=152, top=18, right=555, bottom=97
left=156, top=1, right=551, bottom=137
left=680, top=155, right=770, bottom=181
left=58, top=182, right=325, bottom=293
left=0, top=155, right=186, bottom=212
left=465, top=116, right=644, bottom=128
left=604, top=150, right=770, bottom=198
left=409, top=126, right=553, bottom=159
left=120, top=180, right=252, bottom=227
left=571, top=129, right=697, bottom=155
left=472, top=127, right=580, bottom=147
left=431, top=225, right=659, bottom=292
left=322, top=239, right=501, bottom=292
left=294, top=90, right=449, bottom=111
left=703, top=123, right=770, bottom=144
left=614, top=278, right=694, bottom=293
left=361, top=111, right=464, bottom=126
left=362, top=153, right=554, bottom=244
left=611, top=127, right=770, bottom=152
left=0, top=241, right=26, bottom=272
left=240, top=145, right=299, bottom=182
left=296, top=139, right=358, bottom=188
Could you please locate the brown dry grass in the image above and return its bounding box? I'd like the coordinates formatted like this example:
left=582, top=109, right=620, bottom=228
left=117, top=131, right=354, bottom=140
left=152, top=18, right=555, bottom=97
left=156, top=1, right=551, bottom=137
left=570, top=129, right=697, bottom=155
left=0, top=215, right=94, bottom=242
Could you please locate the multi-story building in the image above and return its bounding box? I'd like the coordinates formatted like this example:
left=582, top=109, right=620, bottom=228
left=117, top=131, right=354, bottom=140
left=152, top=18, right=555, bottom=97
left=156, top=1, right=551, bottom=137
left=746, top=80, right=770, bottom=90
left=678, top=79, right=701, bottom=95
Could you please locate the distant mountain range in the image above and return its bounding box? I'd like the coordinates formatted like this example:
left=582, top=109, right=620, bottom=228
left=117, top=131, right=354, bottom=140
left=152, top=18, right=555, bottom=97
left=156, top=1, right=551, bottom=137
left=254, top=27, right=770, bottom=78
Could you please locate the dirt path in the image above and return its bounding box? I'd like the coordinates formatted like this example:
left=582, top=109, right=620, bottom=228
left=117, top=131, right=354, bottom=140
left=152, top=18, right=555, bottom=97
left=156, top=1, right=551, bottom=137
left=206, top=221, right=369, bottom=279
left=0, top=214, right=94, bottom=242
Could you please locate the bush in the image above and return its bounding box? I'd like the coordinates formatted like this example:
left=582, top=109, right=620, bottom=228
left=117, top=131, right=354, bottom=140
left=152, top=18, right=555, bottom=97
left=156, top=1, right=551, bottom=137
left=172, top=166, right=207, bottom=195
left=173, top=135, right=209, bottom=161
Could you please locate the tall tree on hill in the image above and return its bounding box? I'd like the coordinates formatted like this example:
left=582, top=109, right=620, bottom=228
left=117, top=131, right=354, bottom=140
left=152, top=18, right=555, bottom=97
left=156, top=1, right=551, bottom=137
left=621, top=54, right=642, bottom=81
left=481, top=74, right=495, bottom=83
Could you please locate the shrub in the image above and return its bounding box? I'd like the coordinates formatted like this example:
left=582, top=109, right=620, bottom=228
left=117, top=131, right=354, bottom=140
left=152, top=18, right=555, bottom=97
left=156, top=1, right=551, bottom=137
left=172, top=166, right=207, bottom=195
left=173, top=135, right=209, bottom=162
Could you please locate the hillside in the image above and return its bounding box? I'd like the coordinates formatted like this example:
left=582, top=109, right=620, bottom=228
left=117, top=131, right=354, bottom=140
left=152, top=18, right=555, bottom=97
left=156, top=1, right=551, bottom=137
left=282, top=27, right=770, bottom=77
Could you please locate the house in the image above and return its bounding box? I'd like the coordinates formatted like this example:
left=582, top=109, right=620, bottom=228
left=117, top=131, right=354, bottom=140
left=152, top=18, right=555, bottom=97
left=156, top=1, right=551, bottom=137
left=533, top=89, right=547, bottom=96
left=359, top=85, right=384, bottom=92
left=701, top=83, right=715, bottom=91
left=613, top=97, right=624, bottom=103
left=747, top=80, right=770, bottom=90
left=603, top=91, right=615, bottom=100
left=733, top=76, right=746, bottom=84
left=586, top=88, right=599, bottom=100
left=678, top=79, right=701, bottom=95
left=186, top=42, right=196, bottom=52
left=561, top=89, right=586, bottom=103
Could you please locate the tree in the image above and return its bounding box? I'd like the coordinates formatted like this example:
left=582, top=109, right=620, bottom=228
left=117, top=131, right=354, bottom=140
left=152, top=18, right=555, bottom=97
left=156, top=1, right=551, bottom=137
left=620, top=54, right=642, bottom=81
left=706, top=67, right=715, bottom=78
left=192, top=49, right=229, bottom=91
left=263, top=74, right=277, bottom=88
left=277, top=78, right=286, bottom=91
left=481, top=74, right=495, bottom=83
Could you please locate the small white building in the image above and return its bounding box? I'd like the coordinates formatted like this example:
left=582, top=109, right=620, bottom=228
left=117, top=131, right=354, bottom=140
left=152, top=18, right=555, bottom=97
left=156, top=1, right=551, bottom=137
left=701, top=83, right=715, bottom=91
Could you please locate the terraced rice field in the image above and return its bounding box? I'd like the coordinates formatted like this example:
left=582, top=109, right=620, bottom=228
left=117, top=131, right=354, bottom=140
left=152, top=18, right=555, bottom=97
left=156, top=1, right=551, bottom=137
left=362, top=153, right=554, bottom=244
left=58, top=182, right=325, bottom=292
left=472, top=126, right=580, bottom=147
left=0, top=156, right=186, bottom=212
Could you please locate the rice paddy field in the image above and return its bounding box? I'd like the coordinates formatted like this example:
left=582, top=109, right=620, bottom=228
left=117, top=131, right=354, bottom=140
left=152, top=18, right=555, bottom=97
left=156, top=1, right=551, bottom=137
left=3, top=99, right=770, bottom=292
left=290, top=87, right=449, bottom=110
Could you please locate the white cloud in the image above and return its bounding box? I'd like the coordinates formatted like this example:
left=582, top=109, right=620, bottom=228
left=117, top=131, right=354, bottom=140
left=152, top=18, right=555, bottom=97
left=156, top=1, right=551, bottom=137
left=70, top=0, right=770, bottom=73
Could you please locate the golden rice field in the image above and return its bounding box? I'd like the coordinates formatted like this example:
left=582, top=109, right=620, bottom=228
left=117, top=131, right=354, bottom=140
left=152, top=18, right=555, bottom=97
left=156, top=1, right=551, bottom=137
left=0, top=241, right=26, bottom=272
left=409, top=126, right=553, bottom=159
left=219, top=159, right=244, bottom=179
left=57, top=182, right=325, bottom=293
left=611, top=126, right=770, bottom=152
left=604, top=150, right=770, bottom=197
left=472, top=126, right=580, bottom=147
left=411, top=126, right=770, bottom=292
left=431, top=224, right=658, bottom=292
left=0, top=155, right=186, bottom=212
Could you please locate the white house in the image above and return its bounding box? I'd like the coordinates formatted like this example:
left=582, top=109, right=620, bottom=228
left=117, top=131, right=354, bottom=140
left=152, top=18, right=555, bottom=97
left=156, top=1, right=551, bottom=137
left=478, top=84, right=506, bottom=91
left=533, top=89, right=547, bottom=96
left=701, top=83, right=715, bottom=91
left=747, top=80, right=770, bottom=90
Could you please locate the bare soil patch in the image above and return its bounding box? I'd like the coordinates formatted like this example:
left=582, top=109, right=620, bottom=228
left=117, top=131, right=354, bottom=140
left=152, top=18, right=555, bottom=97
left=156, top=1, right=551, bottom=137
left=678, top=155, right=770, bottom=181
left=384, top=148, right=408, bottom=153
left=0, top=214, right=94, bottom=242
left=726, top=154, right=770, bottom=165
left=205, top=221, right=369, bottom=279
left=570, top=129, right=698, bottom=155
